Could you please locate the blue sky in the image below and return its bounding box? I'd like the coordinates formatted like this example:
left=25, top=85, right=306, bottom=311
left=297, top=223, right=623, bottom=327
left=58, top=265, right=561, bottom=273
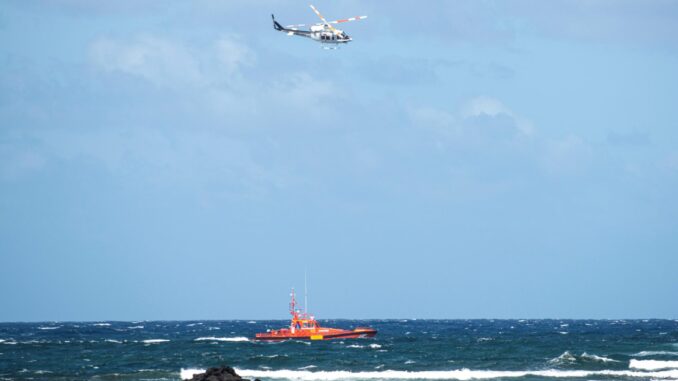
left=1, top=0, right=677, bottom=321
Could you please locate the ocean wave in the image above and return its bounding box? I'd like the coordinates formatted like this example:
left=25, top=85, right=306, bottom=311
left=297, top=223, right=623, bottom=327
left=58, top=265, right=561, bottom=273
left=38, top=326, right=61, bottom=330
left=548, top=351, right=576, bottom=364
left=127, top=325, right=144, bottom=329
left=142, top=339, right=170, bottom=344
left=630, top=360, right=678, bottom=370
left=92, top=323, right=111, bottom=327
left=194, top=336, right=249, bottom=342
left=548, top=351, right=618, bottom=365
left=299, top=366, right=318, bottom=370
left=580, top=353, right=619, bottom=363
left=181, top=368, right=205, bottom=379
left=635, top=351, right=678, bottom=357
left=369, top=344, right=382, bottom=349
left=105, top=339, right=123, bottom=344
left=232, top=368, right=678, bottom=380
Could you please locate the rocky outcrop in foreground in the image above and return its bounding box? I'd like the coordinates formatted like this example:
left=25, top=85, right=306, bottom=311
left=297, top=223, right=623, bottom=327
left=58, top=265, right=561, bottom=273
left=185, top=366, right=261, bottom=381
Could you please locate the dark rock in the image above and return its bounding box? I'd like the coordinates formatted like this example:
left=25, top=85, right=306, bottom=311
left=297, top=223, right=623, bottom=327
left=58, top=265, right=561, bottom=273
left=186, top=366, right=260, bottom=381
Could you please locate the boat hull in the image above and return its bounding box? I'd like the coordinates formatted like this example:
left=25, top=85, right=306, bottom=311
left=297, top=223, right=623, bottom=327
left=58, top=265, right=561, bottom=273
left=255, top=327, right=377, bottom=341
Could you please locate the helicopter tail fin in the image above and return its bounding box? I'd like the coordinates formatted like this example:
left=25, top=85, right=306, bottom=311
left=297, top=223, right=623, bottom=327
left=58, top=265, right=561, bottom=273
left=272, top=14, right=285, bottom=31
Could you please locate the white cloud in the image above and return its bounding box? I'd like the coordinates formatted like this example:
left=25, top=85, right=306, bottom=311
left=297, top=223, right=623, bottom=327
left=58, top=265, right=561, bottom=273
left=409, top=95, right=534, bottom=139
left=214, top=36, right=254, bottom=76
left=462, top=96, right=512, bottom=118
left=407, top=106, right=458, bottom=137
left=462, top=96, right=534, bottom=136
left=541, top=134, right=593, bottom=176
left=90, top=36, right=204, bottom=88
left=89, top=35, right=254, bottom=89
left=271, top=72, right=339, bottom=114
left=0, top=146, right=46, bottom=180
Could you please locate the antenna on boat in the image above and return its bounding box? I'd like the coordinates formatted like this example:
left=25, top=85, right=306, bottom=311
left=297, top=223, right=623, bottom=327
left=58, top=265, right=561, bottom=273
left=304, top=268, right=308, bottom=316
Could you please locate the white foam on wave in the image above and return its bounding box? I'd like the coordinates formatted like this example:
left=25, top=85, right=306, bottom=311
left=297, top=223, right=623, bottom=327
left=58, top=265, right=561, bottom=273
left=369, top=344, right=382, bottom=349
left=127, top=325, right=144, bottom=329
left=105, top=339, right=122, bottom=344
left=299, top=366, right=318, bottom=370
left=143, top=339, right=170, bottom=344
left=92, top=323, right=111, bottom=327
left=635, top=351, right=678, bottom=357
left=548, top=351, right=577, bottom=364
left=181, top=368, right=205, bottom=379
left=234, top=368, right=678, bottom=380
left=630, top=360, right=678, bottom=370
left=38, top=326, right=61, bottom=330
left=580, top=353, right=619, bottom=363
left=194, top=336, right=249, bottom=342
left=549, top=351, right=618, bottom=364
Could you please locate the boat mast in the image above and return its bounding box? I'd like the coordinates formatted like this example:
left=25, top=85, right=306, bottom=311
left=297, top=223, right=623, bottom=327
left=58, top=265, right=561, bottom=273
left=304, top=268, right=308, bottom=316
left=290, top=288, right=296, bottom=317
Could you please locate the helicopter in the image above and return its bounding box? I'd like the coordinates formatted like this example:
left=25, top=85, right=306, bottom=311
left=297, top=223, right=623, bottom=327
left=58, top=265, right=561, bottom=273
left=272, top=5, right=367, bottom=46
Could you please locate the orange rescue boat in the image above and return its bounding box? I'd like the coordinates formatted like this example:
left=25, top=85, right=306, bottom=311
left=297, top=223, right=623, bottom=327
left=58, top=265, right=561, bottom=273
left=254, top=289, right=377, bottom=341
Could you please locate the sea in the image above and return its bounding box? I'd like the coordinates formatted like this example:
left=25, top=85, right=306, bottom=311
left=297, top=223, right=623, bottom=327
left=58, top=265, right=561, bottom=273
left=1, top=319, right=677, bottom=381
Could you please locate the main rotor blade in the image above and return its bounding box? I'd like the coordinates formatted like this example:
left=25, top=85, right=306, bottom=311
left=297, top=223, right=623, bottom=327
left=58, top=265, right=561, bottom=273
left=327, top=15, right=368, bottom=25
left=309, top=4, right=341, bottom=35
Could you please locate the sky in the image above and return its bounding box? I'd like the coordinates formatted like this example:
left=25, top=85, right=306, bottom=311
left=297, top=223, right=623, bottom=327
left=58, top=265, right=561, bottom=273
left=1, top=0, right=677, bottom=322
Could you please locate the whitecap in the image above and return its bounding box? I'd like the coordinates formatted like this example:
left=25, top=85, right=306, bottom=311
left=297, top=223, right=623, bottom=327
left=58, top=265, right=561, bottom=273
left=105, top=339, right=122, bottom=344
left=405, top=360, right=416, bottom=364
left=233, top=368, right=678, bottom=380
left=581, top=353, right=619, bottom=363
left=181, top=368, right=205, bottom=379
left=194, top=336, right=249, bottom=342
left=559, top=331, right=568, bottom=335
left=38, top=326, right=61, bottom=330
left=248, top=321, right=257, bottom=324
left=142, top=339, right=170, bottom=344
left=635, top=351, right=678, bottom=357
left=549, top=351, right=577, bottom=364
left=92, top=323, right=111, bottom=326
left=347, top=344, right=364, bottom=348
left=127, top=325, right=144, bottom=329
left=630, top=359, right=678, bottom=370
left=369, top=344, right=382, bottom=349
left=299, top=366, right=318, bottom=370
